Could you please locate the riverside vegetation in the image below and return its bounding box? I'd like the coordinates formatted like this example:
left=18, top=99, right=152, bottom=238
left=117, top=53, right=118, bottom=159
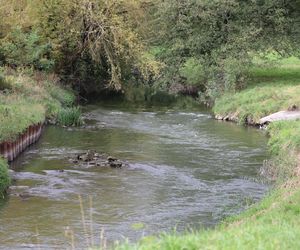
left=1, top=0, right=300, bottom=249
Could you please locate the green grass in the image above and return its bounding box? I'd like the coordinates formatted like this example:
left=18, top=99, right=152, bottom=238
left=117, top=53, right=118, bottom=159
left=0, top=157, right=10, bottom=197
left=262, top=121, right=300, bottom=181
left=0, top=67, right=78, bottom=141
left=0, top=103, right=45, bottom=141
left=268, top=121, right=300, bottom=156
left=57, top=107, right=83, bottom=126
left=213, top=62, right=300, bottom=124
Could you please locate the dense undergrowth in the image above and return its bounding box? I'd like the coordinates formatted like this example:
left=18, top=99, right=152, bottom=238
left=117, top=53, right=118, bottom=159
left=111, top=59, right=300, bottom=250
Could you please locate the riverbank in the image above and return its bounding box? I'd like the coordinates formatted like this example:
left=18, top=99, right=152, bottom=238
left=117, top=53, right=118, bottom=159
left=0, top=67, right=77, bottom=194
left=114, top=60, right=300, bottom=249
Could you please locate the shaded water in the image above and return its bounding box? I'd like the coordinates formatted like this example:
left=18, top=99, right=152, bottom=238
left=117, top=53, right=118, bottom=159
left=0, top=104, right=269, bottom=249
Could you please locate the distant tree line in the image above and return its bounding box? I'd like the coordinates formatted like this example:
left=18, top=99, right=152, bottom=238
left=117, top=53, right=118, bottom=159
left=0, top=0, right=299, bottom=99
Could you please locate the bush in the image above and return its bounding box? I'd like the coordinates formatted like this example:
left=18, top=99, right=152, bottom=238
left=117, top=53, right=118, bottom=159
left=0, top=28, right=54, bottom=71
left=0, top=157, right=10, bottom=197
left=179, top=57, right=205, bottom=86
left=57, top=107, right=83, bottom=126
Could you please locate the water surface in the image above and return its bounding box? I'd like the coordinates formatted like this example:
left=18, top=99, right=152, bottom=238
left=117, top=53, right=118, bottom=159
left=0, top=104, right=269, bottom=249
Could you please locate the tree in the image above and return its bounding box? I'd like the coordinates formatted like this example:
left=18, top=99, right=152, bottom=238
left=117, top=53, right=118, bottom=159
left=35, top=0, right=160, bottom=92
left=152, top=0, right=300, bottom=101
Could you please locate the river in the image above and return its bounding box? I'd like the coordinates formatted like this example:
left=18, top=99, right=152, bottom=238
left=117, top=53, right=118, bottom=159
left=0, top=103, right=269, bottom=249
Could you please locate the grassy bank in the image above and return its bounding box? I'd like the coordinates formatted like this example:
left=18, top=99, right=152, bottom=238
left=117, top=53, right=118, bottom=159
left=213, top=58, right=300, bottom=124
left=112, top=60, right=300, bottom=249
left=0, top=67, right=79, bottom=195
left=0, top=67, right=77, bottom=141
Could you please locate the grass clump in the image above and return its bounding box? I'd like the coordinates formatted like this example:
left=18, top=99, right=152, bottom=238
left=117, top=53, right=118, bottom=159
left=0, top=157, right=10, bottom=197
left=57, top=107, right=83, bottom=126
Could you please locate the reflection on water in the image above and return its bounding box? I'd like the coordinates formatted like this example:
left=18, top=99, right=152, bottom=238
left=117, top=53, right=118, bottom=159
left=0, top=104, right=269, bottom=249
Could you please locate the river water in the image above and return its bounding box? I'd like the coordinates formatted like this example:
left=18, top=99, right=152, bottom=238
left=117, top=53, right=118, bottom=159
left=0, top=103, right=269, bottom=249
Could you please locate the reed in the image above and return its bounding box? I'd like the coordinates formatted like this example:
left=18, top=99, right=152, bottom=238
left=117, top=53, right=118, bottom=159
left=57, top=107, right=83, bottom=127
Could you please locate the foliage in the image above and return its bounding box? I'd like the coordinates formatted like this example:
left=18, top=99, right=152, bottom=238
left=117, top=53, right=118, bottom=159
left=179, top=57, right=205, bottom=86
left=0, top=0, right=161, bottom=94
left=0, top=157, right=10, bottom=198
left=152, top=0, right=300, bottom=101
left=0, top=27, right=54, bottom=70
left=0, top=73, right=12, bottom=90
left=35, top=0, right=160, bottom=92
left=47, top=84, right=75, bottom=108
left=57, top=107, right=83, bottom=127
left=1, top=0, right=299, bottom=99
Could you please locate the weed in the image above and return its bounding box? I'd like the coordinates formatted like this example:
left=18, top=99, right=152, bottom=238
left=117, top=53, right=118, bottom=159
left=57, top=107, right=83, bottom=127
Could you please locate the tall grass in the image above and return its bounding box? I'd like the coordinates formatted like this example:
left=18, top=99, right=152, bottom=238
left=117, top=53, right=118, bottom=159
left=57, top=107, right=83, bottom=126
left=0, top=103, right=45, bottom=141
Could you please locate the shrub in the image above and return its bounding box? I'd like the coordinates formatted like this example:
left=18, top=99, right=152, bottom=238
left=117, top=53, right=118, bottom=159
left=0, top=28, right=54, bottom=71
left=57, top=107, right=83, bottom=126
left=179, top=57, right=205, bottom=86
left=0, top=157, right=10, bottom=197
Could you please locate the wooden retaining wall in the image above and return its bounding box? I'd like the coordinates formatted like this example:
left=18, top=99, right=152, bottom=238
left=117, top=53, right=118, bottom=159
left=0, top=123, right=43, bottom=162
